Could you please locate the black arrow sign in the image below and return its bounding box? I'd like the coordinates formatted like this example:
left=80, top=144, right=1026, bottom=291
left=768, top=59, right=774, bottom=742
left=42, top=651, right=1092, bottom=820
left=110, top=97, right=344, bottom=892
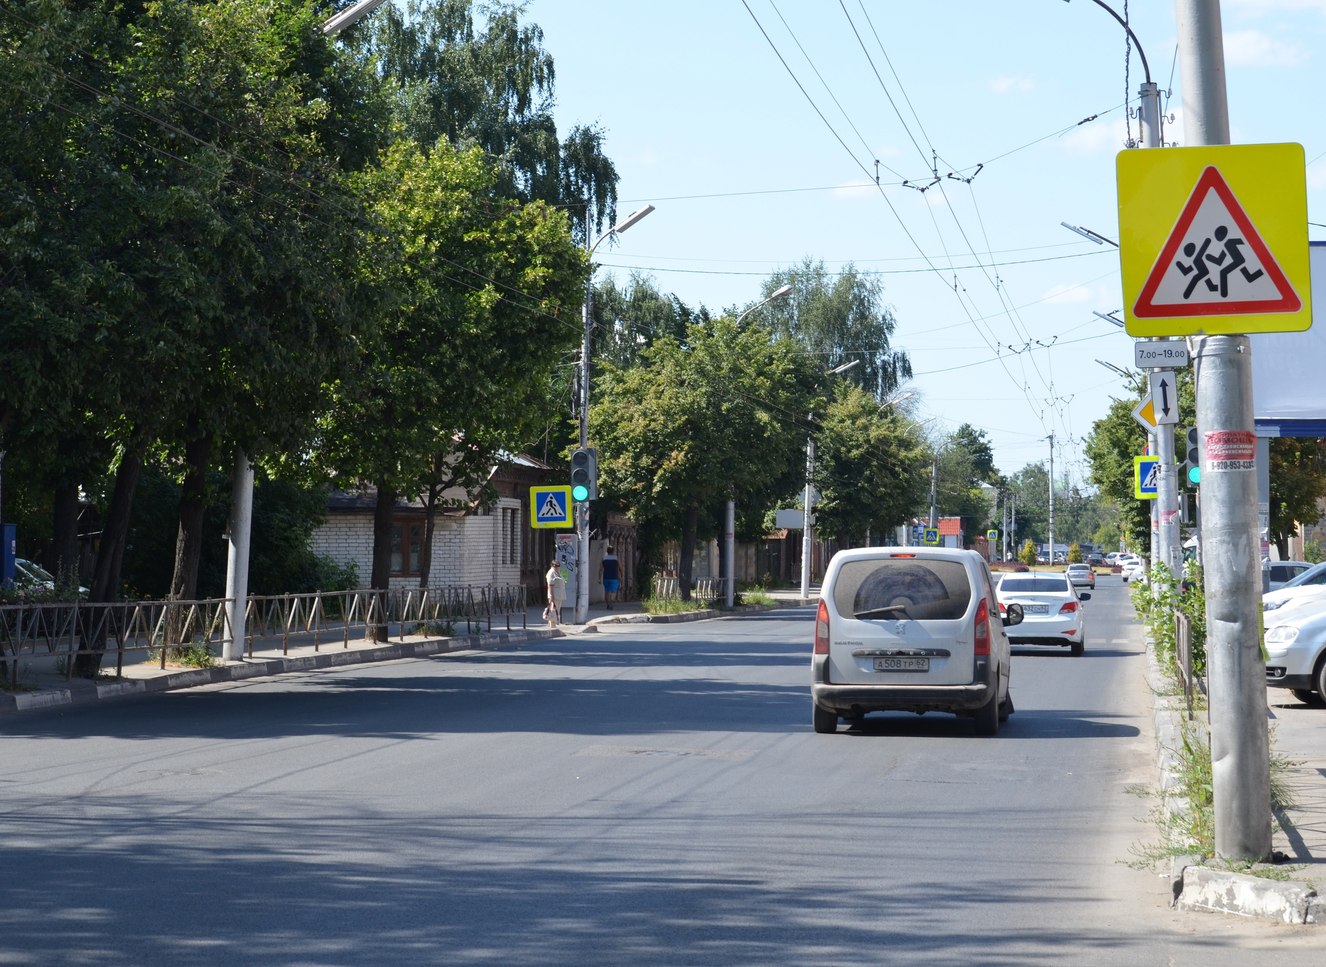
left=1157, top=376, right=1173, bottom=417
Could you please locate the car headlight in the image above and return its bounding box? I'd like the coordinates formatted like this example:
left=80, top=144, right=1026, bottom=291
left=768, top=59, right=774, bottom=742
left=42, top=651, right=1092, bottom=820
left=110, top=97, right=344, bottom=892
left=1264, top=625, right=1300, bottom=644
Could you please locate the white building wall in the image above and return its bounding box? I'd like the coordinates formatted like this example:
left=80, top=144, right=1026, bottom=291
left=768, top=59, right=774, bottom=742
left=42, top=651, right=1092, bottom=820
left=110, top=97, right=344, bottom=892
left=310, top=497, right=525, bottom=590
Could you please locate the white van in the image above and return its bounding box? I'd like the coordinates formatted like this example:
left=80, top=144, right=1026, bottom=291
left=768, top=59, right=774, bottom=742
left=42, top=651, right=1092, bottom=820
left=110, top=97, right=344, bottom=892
left=811, top=547, right=1023, bottom=735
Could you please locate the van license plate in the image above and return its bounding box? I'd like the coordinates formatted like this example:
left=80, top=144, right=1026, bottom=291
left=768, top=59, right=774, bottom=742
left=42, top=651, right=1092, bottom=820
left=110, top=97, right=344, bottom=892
left=875, top=657, right=928, bottom=672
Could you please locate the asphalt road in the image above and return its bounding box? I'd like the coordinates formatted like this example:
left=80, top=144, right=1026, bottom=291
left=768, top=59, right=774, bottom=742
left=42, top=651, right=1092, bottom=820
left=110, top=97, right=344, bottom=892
left=1, top=578, right=1319, bottom=965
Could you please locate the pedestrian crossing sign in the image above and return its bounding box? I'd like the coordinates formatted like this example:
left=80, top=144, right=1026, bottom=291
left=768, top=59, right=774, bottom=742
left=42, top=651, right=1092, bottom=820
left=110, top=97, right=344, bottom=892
left=1116, top=143, right=1311, bottom=336
left=1134, top=455, right=1160, bottom=500
left=530, top=486, right=572, bottom=529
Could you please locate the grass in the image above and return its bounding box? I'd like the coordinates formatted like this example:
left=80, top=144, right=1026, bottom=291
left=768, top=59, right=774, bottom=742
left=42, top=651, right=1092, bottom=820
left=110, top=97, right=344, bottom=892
left=148, top=640, right=217, bottom=669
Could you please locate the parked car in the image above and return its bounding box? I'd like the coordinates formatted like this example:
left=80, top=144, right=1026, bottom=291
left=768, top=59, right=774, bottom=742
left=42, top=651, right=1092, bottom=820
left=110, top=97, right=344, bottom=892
left=1264, top=602, right=1326, bottom=704
left=996, top=572, right=1089, bottom=656
left=811, top=547, right=1022, bottom=735
left=1086, top=552, right=1105, bottom=567
left=10, top=558, right=88, bottom=597
left=1065, top=562, right=1095, bottom=590
left=1119, top=556, right=1147, bottom=583
left=1265, top=560, right=1313, bottom=591
left=1264, top=561, right=1326, bottom=612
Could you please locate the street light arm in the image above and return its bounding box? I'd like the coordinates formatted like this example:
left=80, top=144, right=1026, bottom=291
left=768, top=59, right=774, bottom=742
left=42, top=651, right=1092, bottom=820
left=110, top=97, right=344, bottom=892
left=322, top=0, right=390, bottom=36
left=735, top=283, right=794, bottom=326
left=1063, top=0, right=1151, bottom=83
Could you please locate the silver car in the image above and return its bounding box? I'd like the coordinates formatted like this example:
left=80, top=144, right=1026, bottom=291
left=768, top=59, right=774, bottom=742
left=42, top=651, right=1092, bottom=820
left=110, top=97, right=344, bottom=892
left=811, top=547, right=1022, bottom=735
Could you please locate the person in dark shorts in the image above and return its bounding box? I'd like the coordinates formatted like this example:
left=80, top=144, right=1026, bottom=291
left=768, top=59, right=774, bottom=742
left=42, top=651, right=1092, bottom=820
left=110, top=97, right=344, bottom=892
left=600, top=547, right=620, bottom=609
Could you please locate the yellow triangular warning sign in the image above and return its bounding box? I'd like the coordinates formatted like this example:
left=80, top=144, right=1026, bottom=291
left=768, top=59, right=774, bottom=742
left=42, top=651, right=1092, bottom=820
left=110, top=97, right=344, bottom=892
left=1134, top=166, right=1300, bottom=319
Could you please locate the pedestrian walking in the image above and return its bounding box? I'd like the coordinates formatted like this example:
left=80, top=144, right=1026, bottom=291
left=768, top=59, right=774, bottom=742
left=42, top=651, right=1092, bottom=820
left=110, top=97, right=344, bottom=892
left=600, top=546, right=620, bottom=609
left=545, top=559, right=566, bottom=627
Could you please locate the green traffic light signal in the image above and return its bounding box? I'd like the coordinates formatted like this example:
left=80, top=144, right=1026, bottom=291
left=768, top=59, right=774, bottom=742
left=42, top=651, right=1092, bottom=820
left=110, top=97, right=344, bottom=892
left=570, top=447, right=597, bottom=502
left=1185, top=427, right=1200, bottom=487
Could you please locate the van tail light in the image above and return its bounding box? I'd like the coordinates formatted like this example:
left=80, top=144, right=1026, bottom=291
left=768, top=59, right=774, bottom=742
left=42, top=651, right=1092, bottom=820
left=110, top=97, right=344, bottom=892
left=814, top=599, right=830, bottom=655
left=974, top=597, right=990, bottom=656
left=1058, top=600, right=1079, bottom=615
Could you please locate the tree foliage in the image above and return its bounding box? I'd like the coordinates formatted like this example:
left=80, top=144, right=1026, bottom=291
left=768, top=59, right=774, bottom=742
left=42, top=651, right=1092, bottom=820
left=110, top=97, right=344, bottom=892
left=591, top=316, right=819, bottom=597
left=813, top=385, right=929, bottom=547
left=758, top=258, right=912, bottom=402
left=352, top=0, right=618, bottom=240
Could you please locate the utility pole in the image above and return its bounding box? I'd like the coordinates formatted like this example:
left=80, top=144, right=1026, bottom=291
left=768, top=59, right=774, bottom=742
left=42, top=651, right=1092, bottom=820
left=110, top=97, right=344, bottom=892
left=1046, top=434, right=1055, bottom=563
left=1175, top=0, right=1271, bottom=863
left=928, top=457, right=938, bottom=529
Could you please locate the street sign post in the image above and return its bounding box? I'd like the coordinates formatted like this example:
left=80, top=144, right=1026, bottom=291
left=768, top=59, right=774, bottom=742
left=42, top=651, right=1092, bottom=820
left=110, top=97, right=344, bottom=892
left=1117, top=143, right=1312, bottom=336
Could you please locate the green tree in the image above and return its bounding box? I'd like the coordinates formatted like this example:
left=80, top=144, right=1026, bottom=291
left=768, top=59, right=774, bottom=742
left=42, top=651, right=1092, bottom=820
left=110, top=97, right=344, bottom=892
left=813, top=385, right=929, bottom=547
left=760, top=259, right=912, bottom=402
left=591, top=316, right=818, bottom=600
left=353, top=0, right=619, bottom=240
left=1083, top=398, right=1155, bottom=553
left=1269, top=437, right=1326, bottom=558
left=319, top=139, right=584, bottom=631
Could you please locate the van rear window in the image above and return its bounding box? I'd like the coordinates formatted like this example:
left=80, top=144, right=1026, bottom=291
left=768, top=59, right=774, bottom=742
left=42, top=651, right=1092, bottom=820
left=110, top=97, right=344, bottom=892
left=834, top=559, right=972, bottom=621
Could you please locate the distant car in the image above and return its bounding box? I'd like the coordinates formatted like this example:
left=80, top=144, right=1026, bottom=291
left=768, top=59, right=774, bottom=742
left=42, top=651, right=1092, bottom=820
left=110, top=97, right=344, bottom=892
left=1264, top=602, right=1326, bottom=704
left=1065, top=563, right=1095, bottom=590
left=1265, top=560, right=1313, bottom=591
left=996, top=572, right=1089, bottom=656
left=1119, top=556, right=1147, bottom=583
left=811, top=546, right=1022, bottom=735
left=1086, top=553, right=1105, bottom=567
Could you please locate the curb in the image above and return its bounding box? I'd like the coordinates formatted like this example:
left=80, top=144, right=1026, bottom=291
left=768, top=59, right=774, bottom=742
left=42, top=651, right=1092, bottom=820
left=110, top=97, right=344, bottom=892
left=1148, top=642, right=1321, bottom=924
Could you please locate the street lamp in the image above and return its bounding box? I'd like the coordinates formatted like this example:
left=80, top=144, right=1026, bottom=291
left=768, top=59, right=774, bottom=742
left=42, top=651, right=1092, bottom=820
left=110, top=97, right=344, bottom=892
left=724, top=282, right=795, bottom=608
left=222, top=0, right=391, bottom=661
left=575, top=205, right=654, bottom=623
left=800, top=360, right=863, bottom=601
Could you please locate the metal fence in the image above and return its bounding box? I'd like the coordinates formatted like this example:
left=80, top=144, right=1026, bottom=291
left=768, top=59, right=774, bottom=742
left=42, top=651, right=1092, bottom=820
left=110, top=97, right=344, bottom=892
left=0, top=583, right=529, bottom=682
left=651, top=575, right=730, bottom=605
left=1174, top=608, right=1201, bottom=720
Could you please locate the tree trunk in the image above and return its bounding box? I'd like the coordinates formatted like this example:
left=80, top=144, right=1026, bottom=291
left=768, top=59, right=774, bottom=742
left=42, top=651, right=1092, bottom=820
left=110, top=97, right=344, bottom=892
left=678, top=505, right=698, bottom=602
left=166, top=427, right=212, bottom=647
left=369, top=481, right=395, bottom=643
left=73, top=432, right=148, bottom=678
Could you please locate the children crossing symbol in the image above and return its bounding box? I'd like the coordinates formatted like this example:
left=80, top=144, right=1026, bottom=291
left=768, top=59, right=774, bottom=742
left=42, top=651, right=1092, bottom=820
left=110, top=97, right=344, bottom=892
left=1134, top=166, right=1299, bottom=319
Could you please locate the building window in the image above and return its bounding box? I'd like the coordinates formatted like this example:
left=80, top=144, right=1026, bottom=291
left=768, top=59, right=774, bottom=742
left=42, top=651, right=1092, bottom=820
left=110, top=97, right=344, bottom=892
left=391, top=521, right=425, bottom=577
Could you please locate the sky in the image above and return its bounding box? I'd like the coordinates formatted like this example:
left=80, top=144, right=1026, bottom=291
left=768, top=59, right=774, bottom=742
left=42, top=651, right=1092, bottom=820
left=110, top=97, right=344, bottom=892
left=487, top=1, right=1324, bottom=487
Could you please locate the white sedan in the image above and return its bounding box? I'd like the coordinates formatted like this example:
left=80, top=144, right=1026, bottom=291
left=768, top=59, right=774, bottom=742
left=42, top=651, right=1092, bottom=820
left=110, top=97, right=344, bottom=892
left=1264, top=597, right=1326, bottom=704
left=996, top=573, right=1089, bottom=656
left=1119, top=556, right=1147, bottom=584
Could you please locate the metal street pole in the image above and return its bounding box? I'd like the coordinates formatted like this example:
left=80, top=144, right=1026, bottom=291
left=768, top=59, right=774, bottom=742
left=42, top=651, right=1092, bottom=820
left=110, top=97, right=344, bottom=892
left=223, top=0, right=389, bottom=661
left=576, top=205, right=654, bottom=623
left=1174, top=0, right=1271, bottom=863
left=800, top=437, right=814, bottom=601
left=1046, top=434, right=1055, bottom=564
left=727, top=284, right=794, bottom=607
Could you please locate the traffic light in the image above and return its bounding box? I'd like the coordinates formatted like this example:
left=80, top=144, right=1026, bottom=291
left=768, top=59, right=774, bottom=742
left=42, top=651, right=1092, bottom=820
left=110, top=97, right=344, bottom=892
left=570, top=447, right=597, bottom=502
left=1183, top=426, right=1201, bottom=487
